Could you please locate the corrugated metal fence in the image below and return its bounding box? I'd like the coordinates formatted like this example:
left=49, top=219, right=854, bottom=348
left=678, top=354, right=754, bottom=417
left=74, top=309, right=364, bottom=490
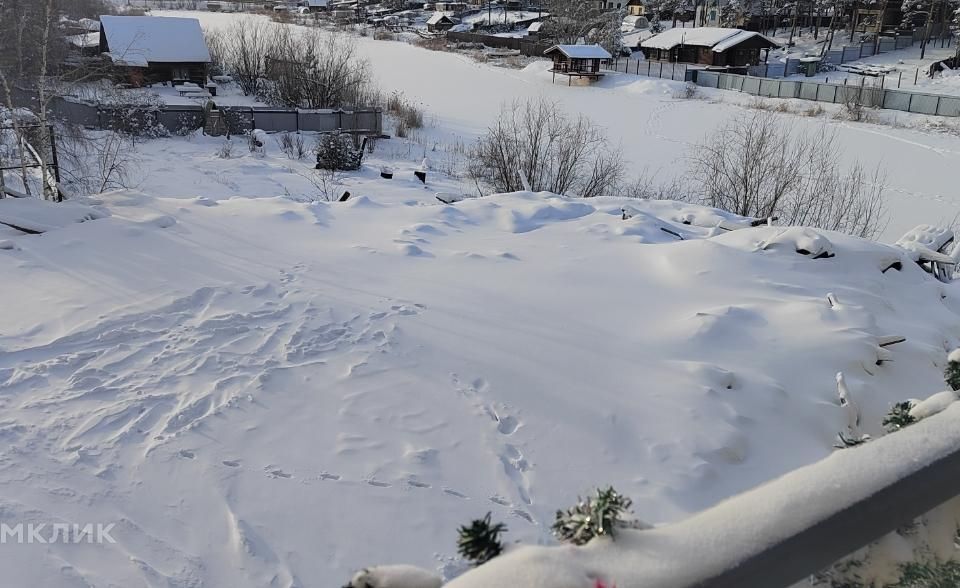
left=50, top=97, right=383, bottom=136
left=694, top=70, right=960, bottom=117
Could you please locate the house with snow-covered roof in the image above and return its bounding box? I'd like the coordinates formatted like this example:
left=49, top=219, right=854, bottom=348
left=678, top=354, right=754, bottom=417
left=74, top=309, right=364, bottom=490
left=426, top=12, right=459, bottom=32
left=99, top=15, right=211, bottom=87
left=640, top=27, right=778, bottom=67
left=544, top=44, right=612, bottom=85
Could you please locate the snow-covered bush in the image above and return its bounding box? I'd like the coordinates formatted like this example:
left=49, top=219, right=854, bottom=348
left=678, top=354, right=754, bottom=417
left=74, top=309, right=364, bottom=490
left=945, top=349, right=960, bottom=391
left=469, top=98, right=623, bottom=198
left=883, top=401, right=918, bottom=432
left=315, top=133, right=361, bottom=172
left=552, top=486, right=633, bottom=546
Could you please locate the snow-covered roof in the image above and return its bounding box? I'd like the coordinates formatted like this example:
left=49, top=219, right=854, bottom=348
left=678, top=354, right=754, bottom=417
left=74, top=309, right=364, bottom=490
left=544, top=44, right=612, bottom=59
left=641, top=27, right=778, bottom=52
left=66, top=32, right=100, bottom=49
left=712, top=29, right=776, bottom=52
left=100, top=15, right=211, bottom=65
left=426, top=12, right=456, bottom=25
left=300, top=0, right=328, bottom=6
left=527, top=21, right=543, bottom=33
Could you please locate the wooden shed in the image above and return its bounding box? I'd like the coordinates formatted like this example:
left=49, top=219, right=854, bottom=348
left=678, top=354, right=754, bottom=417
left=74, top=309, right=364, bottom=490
left=640, top=27, right=779, bottom=67
left=544, top=44, right=612, bottom=85
left=99, top=15, right=211, bottom=86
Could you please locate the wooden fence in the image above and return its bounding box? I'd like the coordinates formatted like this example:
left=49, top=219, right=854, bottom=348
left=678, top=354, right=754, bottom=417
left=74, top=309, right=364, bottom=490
left=445, top=31, right=550, bottom=57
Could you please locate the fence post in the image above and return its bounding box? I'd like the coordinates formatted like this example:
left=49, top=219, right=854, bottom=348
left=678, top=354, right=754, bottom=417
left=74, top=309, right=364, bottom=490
left=936, top=95, right=942, bottom=115
left=659, top=62, right=663, bottom=78
left=908, top=93, right=914, bottom=112
left=915, top=69, right=919, bottom=85
left=637, top=60, right=640, bottom=75
left=648, top=61, right=651, bottom=76
left=898, top=71, right=902, bottom=88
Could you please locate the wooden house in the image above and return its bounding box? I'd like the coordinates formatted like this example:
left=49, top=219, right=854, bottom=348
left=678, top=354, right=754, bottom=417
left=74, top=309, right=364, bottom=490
left=426, top=12, right=459, bottom=32
left=298, top=0, right=329, bottom=11
left=544, top=44, right=612, bottom=85
left=99, top=15, right=210, bottom=86
left=626, top=0, right=646, bottom=16
left=640, top=27, right=778, bottom=67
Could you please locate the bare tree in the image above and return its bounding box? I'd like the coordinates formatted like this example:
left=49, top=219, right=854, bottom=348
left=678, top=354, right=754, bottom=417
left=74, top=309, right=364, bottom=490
left=543, top=0, right=625, bottom=55
left=689, top=111, right=887, bottom=239
left=263, top=28, right=373, bottom=109
left=469, top=98, right=624, bottom=198
left=207, top=18, right=272, bottom=97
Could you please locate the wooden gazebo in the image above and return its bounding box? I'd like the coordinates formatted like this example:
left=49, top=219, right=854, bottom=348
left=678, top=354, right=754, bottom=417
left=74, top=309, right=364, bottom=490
left=544, top=44, right=612, bottom=85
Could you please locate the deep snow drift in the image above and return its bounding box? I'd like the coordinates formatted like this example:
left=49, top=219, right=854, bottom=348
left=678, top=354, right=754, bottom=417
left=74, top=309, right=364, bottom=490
left=2, top=185, right=960, bottom=585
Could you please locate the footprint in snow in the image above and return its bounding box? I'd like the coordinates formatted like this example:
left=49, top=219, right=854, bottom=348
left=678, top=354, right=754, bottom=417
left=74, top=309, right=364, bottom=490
left=319, top=472, right=341, bottom=481
left=222, top=460, right=241, bottom=468
left=407, top=479, right=431, bottom=489
left=178, top=450, right=196, bottom=459
left=442, top=487, right=468, bottom=499
left=266, top=468, right=292, bottom=479
left=366, top=479, right=391, bottom=488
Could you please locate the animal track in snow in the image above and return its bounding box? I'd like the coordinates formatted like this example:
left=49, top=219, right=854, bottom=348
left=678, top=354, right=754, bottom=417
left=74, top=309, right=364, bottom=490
left=265, top=467, right=292, bottom=479
left=222, top=460, right=241, bottom=467
left=442, top=487, right=468, bottom=499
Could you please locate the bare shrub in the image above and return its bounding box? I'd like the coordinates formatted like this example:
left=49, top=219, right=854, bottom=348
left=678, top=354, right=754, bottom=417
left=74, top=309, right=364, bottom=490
left=276, top=132, right=307, bottom=160
left=622, top=167, right=690, bottom=200
left=689, top=111, right=887, bottom=239
left=839, top=79, right=883, bottom=122
left=469, top=98, right=624, bottom=198
left=208, top=19, right=272, bottom=97
left=217, top=138, right=235, bottom=159
left=804, top=104, right=825, bottom=117
left=468, top=99, right=623, bottom=198
left=304, top=167, right=344, bottom=202
left=386, top=91, right=423, bottom=135
left=413, top=37, right=448, bottom=52
left=672, top=82, right=700, bottom=100
left=56, top=124, right=138, bottom=194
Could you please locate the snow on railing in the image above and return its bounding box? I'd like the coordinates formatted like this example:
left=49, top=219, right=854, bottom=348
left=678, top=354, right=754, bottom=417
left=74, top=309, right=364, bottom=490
left=443, top=403, right=960, bottom=588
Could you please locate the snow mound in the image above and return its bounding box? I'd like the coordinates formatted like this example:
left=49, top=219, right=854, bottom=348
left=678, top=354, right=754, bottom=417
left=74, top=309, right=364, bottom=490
left=493, top=192, right=594, bottom=233
left=909, top=390, right=959, bottom=420
left=345, top=565, right=442, bottom=588
left=0, top=198, right=108, bottom=233
left=1, top=189, right=958, bottom=585
left=758, top=227, right=835, bottom=258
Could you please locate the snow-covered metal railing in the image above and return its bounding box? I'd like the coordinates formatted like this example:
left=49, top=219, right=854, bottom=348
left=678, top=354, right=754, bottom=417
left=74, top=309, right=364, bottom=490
left=444, top=403, right=960, bottom=588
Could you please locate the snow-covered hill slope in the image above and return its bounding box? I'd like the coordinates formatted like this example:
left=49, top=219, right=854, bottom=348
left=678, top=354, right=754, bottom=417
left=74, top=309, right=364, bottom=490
left=1, top=188, right=958, bottom=585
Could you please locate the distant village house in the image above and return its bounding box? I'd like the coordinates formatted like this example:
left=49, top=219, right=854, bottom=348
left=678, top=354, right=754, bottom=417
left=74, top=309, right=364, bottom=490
left=640, top=27, right=779, bottom=67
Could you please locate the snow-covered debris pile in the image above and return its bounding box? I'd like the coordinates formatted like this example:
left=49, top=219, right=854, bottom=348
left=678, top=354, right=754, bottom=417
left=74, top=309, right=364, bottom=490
left=895, top=224, right=955, bottom=259
left=0, top=189, right=958, bottom=586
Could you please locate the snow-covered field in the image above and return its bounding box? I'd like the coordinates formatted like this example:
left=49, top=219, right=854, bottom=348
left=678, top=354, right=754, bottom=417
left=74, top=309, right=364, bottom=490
left=4, top=11, right=960, bottom=586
